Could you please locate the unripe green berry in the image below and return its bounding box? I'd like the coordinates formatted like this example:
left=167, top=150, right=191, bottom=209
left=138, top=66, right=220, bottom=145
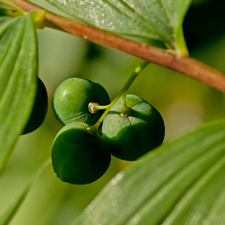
left=52, top=78, right=110, bottom=126
left=52, top=122, right=111, bottom=184
left=102, top=94, right=165, bottom=161
left=22, top=77, right=48, bottom=135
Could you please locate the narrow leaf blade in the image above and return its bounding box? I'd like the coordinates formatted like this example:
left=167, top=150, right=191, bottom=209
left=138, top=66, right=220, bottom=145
left=0, top=159, right=51, bottom=225
left=71, top=120, right=225, bottom=225
left=0, top=13, right=38, bottom=172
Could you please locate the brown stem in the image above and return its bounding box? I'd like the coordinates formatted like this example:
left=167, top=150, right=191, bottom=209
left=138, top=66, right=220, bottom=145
left=4, top=0, right=225, bottom=93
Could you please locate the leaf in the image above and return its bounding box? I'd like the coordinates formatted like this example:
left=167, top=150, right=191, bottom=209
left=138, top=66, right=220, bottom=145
left=0, top=159, right=51, bottom=225
left=46, top=0, right=191, bottom=55
left=0, top=13, right=38, bottom=172
left=71, top=120, right=225, bottom=225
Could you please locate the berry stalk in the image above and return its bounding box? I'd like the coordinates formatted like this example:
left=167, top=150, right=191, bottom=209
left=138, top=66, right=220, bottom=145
left=89, top=61, right=149, bottom=134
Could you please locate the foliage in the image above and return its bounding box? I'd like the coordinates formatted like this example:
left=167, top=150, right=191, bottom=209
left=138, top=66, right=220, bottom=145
left=0, top=0, right=225, bottom=224
left=47, top=0, right=191, bottom=55
left=72, top=120, right=225, bottom=225
left=0, top=13, right=37, bottom=172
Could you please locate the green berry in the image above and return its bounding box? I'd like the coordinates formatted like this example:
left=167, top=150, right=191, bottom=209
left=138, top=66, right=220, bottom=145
left=52, top=78, right=110, bottom=126
left=51, top=122, right=111, bottom=184
left=102, top=94, right=165, bottom=161
left=22, top=77, right=48, bottom=135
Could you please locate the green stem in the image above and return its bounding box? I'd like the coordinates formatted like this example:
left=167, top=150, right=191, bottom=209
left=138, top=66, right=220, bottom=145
left=175, top=26, right=189, bottom=57
left=122, top=94, right=128, bottom=112
left=90, top=61, right=149, bottom=133
left=95, top=104, right=109, bottom=110
left=88, top=102, right=109, bottom=114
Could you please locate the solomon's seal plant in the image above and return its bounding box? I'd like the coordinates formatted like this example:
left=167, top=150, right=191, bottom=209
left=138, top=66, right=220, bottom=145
left=1, top=0, right=225, bottom=224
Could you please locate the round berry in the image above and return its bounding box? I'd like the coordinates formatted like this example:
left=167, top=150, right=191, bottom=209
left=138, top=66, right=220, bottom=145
left=102, top=94, right=165, bottom=161
left=51, top=122, right=111, bottom=184
left=22, top=77, right=48, bottom=134
left=52, top=78, right=110, bottom=126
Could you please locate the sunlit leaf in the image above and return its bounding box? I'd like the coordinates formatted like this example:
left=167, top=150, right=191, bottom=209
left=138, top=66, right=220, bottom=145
left=0, top=13, right=38, bottom=172
left=46, top=0, right=191, bottom=55
left=0, top=159, right=51, bottom=225
left=72, top=120, right=225, bottom=225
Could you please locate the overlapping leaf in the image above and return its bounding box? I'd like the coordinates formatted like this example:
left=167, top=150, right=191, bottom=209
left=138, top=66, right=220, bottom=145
left=0, top=159, right=50, bottom=225
left=0, top=13, right=38, bottom=172
left=46, top=0, right=191, bottom=54
left=72, top=120, right=225, bottom=225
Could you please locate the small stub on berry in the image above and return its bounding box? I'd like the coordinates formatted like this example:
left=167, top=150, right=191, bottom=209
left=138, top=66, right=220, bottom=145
left=86, top=126, right=99, bottom=137
left=121, top=107, right=132, bottom=117
left=88, top=102, right=99, bottom=114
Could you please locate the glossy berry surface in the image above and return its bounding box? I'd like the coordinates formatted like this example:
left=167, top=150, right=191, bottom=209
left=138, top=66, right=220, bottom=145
left=102, top=94, right=165, bottom=161
left=52, top=122, right=111, bottom=184
left=52, top=78, right=110, bottom=126
left=23, top=77, right=48, bottom=135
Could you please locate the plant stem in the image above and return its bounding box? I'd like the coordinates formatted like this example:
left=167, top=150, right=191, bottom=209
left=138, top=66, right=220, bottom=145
left=2, top=0, right=225, bottom=93
left=175, top=26, right=189, bottom=57
left=95, top=105, right=109, bottom=110
left=122, top=94, right=128, bottom=112
left=91, top=61, right=149, bottom=132
left=88, top=102, right=109, bottom=114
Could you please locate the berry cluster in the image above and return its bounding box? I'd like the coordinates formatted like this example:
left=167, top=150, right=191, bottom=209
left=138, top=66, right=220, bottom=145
left=52, top=78, right=111, bottom=184
left=51, top=76, right=165, bottom=185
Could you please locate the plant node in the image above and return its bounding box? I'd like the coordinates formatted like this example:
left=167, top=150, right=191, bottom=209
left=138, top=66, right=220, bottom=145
left=32, top=10, right=47, bottom=29
left=88, top=102, right=99, bottom=114
left=86, top=125, right=99, bottom=137
left=121, top=107, right=132, bottom=117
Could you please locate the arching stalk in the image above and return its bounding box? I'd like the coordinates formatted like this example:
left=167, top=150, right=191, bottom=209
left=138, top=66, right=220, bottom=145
left=88, top=61, right=149, bottom=135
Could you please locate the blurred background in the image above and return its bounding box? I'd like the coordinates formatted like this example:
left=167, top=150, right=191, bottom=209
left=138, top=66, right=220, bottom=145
left=0, top=0, right=225, bottom=224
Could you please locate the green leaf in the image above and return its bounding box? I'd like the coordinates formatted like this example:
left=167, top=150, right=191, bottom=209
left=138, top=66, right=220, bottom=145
left=0, top=159, right=51, bottom=225
left=0, top=13, right=38, bottom=172
left=0, top=8, right=23, bottom=17
left=46, top=0, right=191, bottom=55
left=71, top=120, right=225, bottom=225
